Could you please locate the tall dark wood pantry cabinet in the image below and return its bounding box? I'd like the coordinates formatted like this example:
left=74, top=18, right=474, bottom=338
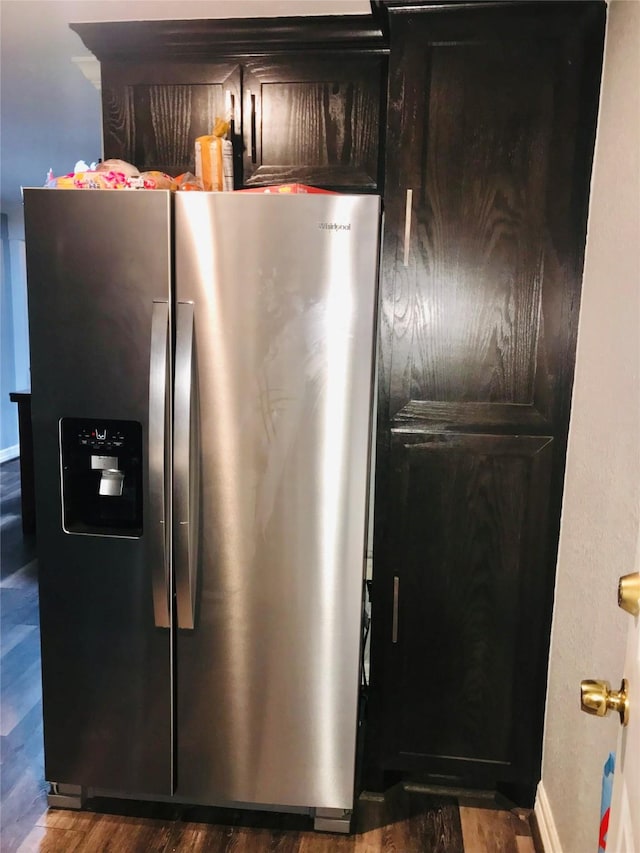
left=369, top=1, right=605, bottom=804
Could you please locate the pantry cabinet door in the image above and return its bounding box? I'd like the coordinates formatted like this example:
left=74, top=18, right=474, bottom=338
left=383, top=432, right=553, bottom=786
left=369, top=1, right=605, bottom=803
left=100, top=62, right=242, bottom=179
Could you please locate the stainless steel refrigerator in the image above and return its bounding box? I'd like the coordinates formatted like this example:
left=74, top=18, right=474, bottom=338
left=23, top=188, right=380, bottom=832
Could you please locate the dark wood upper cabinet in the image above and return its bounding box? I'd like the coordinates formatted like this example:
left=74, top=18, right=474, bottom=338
left=71, top=16, right=387, bottom=191
left=100, top=62, right=241, bottom=177
left=242, top=55, right=384, bottom=190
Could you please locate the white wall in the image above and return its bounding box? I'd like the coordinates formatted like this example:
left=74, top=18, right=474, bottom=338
left=56, top=0, right=369, bottom=22
left=539, top=3, right=640, bottom=851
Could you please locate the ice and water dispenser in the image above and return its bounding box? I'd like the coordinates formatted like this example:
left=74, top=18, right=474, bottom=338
left=60, top=418, right=143, bottom=536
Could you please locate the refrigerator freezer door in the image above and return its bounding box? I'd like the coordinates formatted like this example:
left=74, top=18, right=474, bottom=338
left=23, top=189, right=174, bottom=795
left=174, top=193, right=380, bottom=811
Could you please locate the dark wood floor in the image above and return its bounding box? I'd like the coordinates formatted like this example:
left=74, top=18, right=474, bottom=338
left=0, top=459, right=538, bottom=852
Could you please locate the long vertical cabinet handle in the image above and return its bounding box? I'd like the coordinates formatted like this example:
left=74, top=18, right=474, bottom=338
left=174, top=302, right=199, bottom=630
left=392, top=576, right=400, bottom=644
left=149, top=301, right=171, bottom=628
left=226, top=91, right=235, bottom=131
left=403, top=189, right=413, bottom=267
left=250, top=93, right=257, bottom=164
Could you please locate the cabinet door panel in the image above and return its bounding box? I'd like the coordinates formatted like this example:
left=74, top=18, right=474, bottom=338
left=243, top=57, right=383, bottom=190
left=386, top=433, right=552, bottom=776
left=101, top=63, right=241, bottom=177
left=386, top=38, right=555, bottom=414
left=260, top=82, right=378, bottom=169
left=131, top=84, right=223, bottom=171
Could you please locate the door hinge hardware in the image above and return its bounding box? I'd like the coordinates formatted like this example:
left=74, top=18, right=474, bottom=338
left=618, top=572, right=640, bottom=616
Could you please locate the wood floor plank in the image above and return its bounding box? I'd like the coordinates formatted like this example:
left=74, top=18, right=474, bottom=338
left=0, top=626, right=41, bottom=693
left=16, top=825, right=86, bottom=853
left=160, top=821, right=236, bottom=852
left=352, top=834, right=383, bottom=853
left=510, top=811, right=535, bottom=838
left=350, top=795, right=385, bottom=852
left=219, top=824, right=303, bottom=852
left=72, top=812, right=173, bottom=853
left=0, top=560, right=38, bottom=589
left=0, top=657, right=42, bottom=736
left=383, top=786, right=464, bottom=853
left=515, top=835, right=536, bottom=853
left=0, top=460, right=37, bottom=579
left=36, top=807, right=102, bottom=831
left=297, top=830, right=354, bottom=852
left=0, top=624, right=37, bottom=660
left=459, top=806, right=521, bottom=853
left=166, top=820, right=310, bottom=853
left=0, top=702, right=43, bottom=788
left=0, top=766, right=49, bottom=852
left=0, top=585, right=39, bottom=631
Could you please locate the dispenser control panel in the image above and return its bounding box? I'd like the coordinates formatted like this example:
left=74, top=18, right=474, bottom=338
left=60, top=417, right=143, bottom=537
left=77, top=425, right=128, bottom=452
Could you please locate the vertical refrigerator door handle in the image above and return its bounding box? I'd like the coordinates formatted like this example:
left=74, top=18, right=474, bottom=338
left=149, top=301, right=171, bottom=628
left=174, top=302, right=199, bottom=630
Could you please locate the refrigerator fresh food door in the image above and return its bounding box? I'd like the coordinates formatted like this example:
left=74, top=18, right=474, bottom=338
left=174, top=192, right=380, bottom=811
left=23, top=189, right=174, bottom=795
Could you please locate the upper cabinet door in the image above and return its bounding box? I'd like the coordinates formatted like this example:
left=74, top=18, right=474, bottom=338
left=242, top=56, right=385, bottom=192
left=101, top=62, right=242, bottom=178
left=379, top=3, right=605, bottom=434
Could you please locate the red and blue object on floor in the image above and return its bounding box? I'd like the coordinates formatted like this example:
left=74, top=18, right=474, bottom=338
left=599, top=752, right=615, bottom=852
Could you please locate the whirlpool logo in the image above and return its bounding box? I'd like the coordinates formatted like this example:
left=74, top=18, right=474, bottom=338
left=319, top=222, right=351, bottom=231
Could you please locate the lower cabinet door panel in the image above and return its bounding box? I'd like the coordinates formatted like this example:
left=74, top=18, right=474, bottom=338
left=381, top=432, right=553, bottom=782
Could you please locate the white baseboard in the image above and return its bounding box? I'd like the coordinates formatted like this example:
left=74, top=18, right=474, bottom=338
left=0, top=444, right=19, bottom=464
left=535, top=782, right=563, bottom=853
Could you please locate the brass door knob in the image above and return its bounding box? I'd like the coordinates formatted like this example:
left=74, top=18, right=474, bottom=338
left=618, top=572, right=640, bottom=616
left=580, top=678, right=629, bottom=726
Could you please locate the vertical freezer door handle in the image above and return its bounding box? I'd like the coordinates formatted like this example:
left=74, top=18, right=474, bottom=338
left=174, top=302, right=199, bottom=630
left=149, top=301, right=171, bottom=628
